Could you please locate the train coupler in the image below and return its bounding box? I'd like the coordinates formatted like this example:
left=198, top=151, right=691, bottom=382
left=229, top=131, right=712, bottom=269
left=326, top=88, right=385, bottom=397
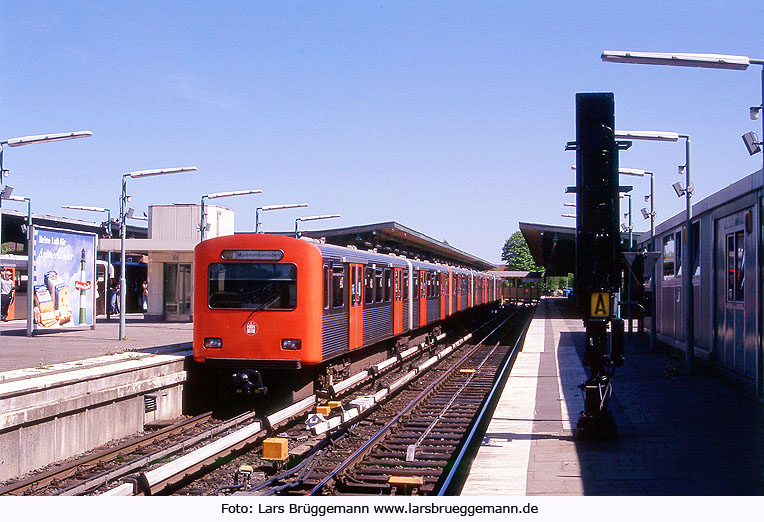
left=232, top=370, right=268, bottom=395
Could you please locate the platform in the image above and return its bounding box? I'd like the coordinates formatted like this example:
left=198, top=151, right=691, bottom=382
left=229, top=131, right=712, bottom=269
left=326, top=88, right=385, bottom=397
left=462, top=297, right=764, bottom=495
left=0, top=315, right=192, bottom=373
left=0, top=316, right=192, bottom=482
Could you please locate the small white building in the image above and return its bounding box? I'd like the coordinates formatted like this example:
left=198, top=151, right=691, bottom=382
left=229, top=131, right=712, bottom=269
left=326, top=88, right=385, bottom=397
left=100, top=203, right=234, bottom=322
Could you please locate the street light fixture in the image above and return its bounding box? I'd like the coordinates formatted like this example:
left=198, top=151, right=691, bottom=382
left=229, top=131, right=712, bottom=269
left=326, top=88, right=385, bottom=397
left=294, top=214, right=341, bottom=238
left=6, top=194, right=32, bottom=336
left=62, top=205, right=114, bottom=319
left=0, top=130, right=92, bottom=258
left=255, top=203, right=309, bottom=233
left=119, top=166, right=197, bottom=340
left=200, top=189, right=263, bottom=241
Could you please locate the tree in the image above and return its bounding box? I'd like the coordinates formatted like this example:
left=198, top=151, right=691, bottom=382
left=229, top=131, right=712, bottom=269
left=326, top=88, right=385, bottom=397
left=501, top=231, right=544, bottom=273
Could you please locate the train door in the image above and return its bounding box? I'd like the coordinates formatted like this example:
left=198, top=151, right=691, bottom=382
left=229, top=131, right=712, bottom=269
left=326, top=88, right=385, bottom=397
left=349, top=263, right=364, bottom=349
left=393, top=268, right=403, bottom=335
left=439, top=273, right=446, bottom=319
left=419, top=270, right=427, bottom=326
left=447, top=270, right=453, bottom=316
left=455, top=274, right=461, bottom=311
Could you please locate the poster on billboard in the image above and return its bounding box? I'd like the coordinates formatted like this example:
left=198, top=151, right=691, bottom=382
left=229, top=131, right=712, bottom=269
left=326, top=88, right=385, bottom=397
left=32, top=226, right=97, bottom=330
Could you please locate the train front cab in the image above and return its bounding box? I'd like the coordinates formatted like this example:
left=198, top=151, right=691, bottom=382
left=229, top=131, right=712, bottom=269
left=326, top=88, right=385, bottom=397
left=193, top=235, right=324, bottom=395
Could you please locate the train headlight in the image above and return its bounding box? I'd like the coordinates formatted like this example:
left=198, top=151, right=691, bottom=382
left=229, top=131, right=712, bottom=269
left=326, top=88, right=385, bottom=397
left=204, top=337, right=223, bottom=349
left=281, top=339, right=301, bottom=350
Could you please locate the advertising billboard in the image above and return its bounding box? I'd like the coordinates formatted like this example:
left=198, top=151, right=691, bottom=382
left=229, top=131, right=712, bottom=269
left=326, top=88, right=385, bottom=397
left=32, top=226, right=96, bottom=330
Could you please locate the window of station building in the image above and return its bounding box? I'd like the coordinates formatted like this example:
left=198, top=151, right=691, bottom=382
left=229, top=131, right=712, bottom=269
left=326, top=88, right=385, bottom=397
left=726, top=231, right=745, bottom=303
left=691, top=222, right=701, bottom=277
left=675, top=230, right=682, bottom=277
left=662, top=234, right=675, bottom=280
left=365, top=267, right=374, bottom=304
left=384, top=268, right=392, bottom=302
left=332, top=266, right=344, bottom=308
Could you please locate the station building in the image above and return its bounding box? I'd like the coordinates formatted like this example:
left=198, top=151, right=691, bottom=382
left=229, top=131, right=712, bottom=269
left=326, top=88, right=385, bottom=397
left=3, top=204, right=497, bottom=325
left=642, top=168, right=764, bottom=398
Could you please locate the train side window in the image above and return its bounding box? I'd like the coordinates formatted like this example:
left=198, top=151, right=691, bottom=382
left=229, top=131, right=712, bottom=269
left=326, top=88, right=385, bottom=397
left=384, top=268, right=392, bottom=302
left=323, top=266, right=330, bottom=310
left=403, top=270, right=409, bottom=297
left=365, top=267, right=374, bottom=304
left=332, top=266, right=344, bottom=308
left=375, top=269, right=384, bottom=303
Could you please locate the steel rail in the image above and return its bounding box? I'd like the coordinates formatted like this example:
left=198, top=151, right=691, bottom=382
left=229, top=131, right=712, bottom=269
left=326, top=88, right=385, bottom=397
left=435, top=308, right=533, bottom=495
left=0, top=411, right=213, bottom=496
left=62, top=409, right=261, bottom=496
left=307, top=310, right=517, bottom=495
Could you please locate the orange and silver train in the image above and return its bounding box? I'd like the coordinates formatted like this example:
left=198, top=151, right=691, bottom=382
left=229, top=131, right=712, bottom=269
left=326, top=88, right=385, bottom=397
left=193, top=234, right=500, bottom=395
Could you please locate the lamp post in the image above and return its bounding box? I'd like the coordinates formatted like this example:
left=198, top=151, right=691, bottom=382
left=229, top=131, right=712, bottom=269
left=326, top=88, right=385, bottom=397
left=294, top=214, right=341, bottom=238
left=620, top=168, right=656, bottom=343
left=620, top=193, right=634, bottom=332
left=0, top=131, right=92, bottom=255
left=6, top=195, right=32, bottom=336
left=120, top=166, right=197, bottom=340
left=255, top=203, right=309, bottom=233
left=615, top=130, right=694, bottom=373
left=62, top=205, right=113, bottom=319
left=200, top=189, right=263, bottom=241
left=604, top=50, right=764, bottom=378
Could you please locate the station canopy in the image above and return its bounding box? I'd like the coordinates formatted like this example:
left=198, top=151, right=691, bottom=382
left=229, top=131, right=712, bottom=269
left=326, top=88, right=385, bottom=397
left=519, top=222, right=576, bottom=276
left=292, top=221, right=496, bottom=271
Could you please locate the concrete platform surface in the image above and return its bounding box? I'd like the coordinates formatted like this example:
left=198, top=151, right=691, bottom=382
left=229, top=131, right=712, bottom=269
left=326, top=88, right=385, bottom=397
left=462, top=297, right=764, bottom=495
left=0, top=315, right=192, bottom=373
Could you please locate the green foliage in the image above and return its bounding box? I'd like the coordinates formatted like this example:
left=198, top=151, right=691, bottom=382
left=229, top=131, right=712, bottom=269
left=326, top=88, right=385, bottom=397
left=501, top=231, right=544, bottom=273
left=547, top=274, right=574, bottom=291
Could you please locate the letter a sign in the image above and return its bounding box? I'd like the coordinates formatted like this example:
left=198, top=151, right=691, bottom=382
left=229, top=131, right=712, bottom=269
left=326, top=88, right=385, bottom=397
left=591, top=292, right=610, bottom=318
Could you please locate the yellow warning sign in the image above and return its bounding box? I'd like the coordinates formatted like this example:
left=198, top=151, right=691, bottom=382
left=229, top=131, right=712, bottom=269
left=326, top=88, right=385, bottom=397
left=591, top=293, right=610, bottom=318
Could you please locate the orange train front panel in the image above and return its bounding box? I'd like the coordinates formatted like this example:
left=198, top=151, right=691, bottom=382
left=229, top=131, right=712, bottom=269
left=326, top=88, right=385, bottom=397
left=194, top=234, right=324, bottom=366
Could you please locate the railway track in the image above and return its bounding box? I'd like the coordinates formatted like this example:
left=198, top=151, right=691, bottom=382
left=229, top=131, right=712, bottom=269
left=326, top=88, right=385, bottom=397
left=281, top=307, right=530, bottom=495
left=2, top=305, right=531, bottom=496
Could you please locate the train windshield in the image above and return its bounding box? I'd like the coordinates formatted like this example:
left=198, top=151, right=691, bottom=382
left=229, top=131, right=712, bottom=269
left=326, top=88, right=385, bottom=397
left=208, top=263, right=297, bottom=310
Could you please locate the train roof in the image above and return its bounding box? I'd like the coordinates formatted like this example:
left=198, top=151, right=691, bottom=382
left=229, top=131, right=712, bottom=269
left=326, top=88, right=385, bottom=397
left=271, top=221, right=496, bottom=271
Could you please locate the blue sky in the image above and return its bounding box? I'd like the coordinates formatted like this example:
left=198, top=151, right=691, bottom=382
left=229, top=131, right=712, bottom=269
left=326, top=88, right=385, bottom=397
left=2, top=1, right=763, bottom=263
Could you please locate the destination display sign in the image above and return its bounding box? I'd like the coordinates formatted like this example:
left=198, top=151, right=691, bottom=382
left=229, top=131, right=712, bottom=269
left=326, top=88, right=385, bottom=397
left=220, top=249, right=284, bottom=261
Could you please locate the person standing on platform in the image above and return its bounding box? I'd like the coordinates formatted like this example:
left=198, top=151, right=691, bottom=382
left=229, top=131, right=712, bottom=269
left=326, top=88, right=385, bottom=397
left=141, top=280, right=148, bottom=313
left=1, top=268, right=15, bottom=321
left=109, top=280, right=118, bottom=315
